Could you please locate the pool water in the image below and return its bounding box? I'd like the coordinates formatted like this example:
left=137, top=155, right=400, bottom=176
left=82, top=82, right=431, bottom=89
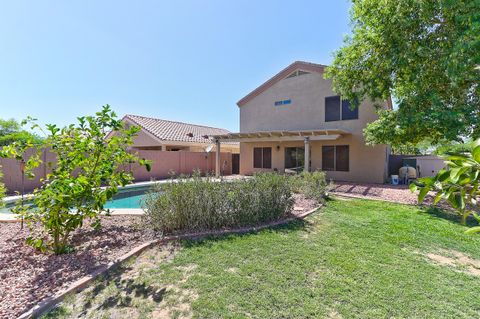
left=104, top=193, right=146, bottom=209
left=1, top=185, right=153, bottom=214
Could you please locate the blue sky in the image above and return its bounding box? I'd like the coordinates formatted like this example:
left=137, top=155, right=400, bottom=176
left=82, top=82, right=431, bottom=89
left=0, top=1, right=351, bottom=132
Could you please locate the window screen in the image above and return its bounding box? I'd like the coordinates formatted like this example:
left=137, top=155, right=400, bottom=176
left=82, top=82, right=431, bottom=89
left=325, top=96, right=341, bottom=122
left=335, top=145, right=349, bottom=171
left=262, top=147, right=272, bottom=169
left=322, top=145, right=349, bottom=171
left=322, top=146, right=335, bottom=171
left=254, top=148, right=263, bottom=168
left=341, top=99, right=358, bottom=120
left=253, top=147, right=272, bottom=169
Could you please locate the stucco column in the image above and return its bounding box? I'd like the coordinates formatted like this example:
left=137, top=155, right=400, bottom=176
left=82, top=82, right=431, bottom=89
left=215, top=139, right=221, bottom=177
left=304, top=137, right=310, bottom=172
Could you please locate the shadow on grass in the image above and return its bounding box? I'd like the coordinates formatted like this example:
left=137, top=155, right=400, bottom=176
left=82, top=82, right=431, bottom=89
left=422, top=206, right=478, bottom=227
left=181, top=218, right=311, bottom=249
left=45, top=268, right=168, bottom=318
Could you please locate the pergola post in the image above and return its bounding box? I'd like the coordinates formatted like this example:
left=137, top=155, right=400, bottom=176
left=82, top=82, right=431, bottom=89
left=215, top=139, right=221, bottom=177
left=304, top=137, right=310, bottom=172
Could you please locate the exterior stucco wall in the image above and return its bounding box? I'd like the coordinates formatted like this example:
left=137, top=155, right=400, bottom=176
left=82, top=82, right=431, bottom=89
left=238, top=68, right=388, bottom=183
left=131, top=129, right=161, bottom=147
left=239, top=72, right=380, bottom=134
left=240, top=138, right=387, bottom=184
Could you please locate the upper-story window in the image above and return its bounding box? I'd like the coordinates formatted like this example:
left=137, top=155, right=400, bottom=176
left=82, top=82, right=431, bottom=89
left=325, top=96, right=358, bottom=122
left=274, top=99, right=291, bottom=106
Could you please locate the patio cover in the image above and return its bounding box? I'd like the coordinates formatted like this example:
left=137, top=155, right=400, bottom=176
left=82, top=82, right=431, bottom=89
left=211, top=129, right=350, bottom=143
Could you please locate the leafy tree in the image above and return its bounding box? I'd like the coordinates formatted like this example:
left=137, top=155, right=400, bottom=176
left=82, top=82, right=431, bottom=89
left=433, top=139, right=475, bottom=155
left=0, top=118, right=43, bottom=146
left=325, top=0, right=480, bottom=148
left=411, top=138, right=480, bottom=234
left=1, top=106, right=151, bottom=254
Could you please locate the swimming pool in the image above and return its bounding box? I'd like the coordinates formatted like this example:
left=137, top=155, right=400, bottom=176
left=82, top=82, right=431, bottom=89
left=0, top=184, right=153, bottom=214
left=104, top=186, right=151, bottom=209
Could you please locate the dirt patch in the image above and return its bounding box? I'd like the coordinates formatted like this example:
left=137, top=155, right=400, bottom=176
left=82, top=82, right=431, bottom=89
left=423, top=249, right=480, bottom=276
left=327, top=309, right=343, bottom=319
left=226, top=267, right=239, bottom=274
left=331, top=182, right=419, bottom=204
left=291, top=193, right=318, bottom=215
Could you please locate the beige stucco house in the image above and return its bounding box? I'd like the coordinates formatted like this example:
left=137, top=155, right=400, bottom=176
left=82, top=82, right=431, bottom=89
left=212, top=61, right=390, bottom=183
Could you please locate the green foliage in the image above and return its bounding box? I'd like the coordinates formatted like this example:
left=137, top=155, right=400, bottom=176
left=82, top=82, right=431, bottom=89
left=325, top=0, right=480, bottom=148
left=0, top=106, right=151, bottom=254
left=290, top=171, right=329, bottom=203
left=0, top=118, right=43, bottom=146
left=411, top=138, right=480, bottom=232
left=143, top=172, right=293, bottom=234
left=433, top=139, right=475, bottom=155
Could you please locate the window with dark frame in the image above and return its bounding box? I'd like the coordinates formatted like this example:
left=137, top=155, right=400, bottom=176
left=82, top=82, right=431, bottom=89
left=253, top=147, right=272, bottom=169
left=321, top=146, right=335, bottom=171
left=325, top=96, right=358, bottom=121
left=325, top=96, right=341, bottom=122
left=322, top=145, right=349, bottom=172
left=341, top=99, right=358, bottom=120
left=335, top=145, right=349, bottom=171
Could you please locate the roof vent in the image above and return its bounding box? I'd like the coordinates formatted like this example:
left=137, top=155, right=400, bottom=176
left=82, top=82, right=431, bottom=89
left=186, top=133, right=194, bottom=137
left=286, top=70, right=310, bottom=78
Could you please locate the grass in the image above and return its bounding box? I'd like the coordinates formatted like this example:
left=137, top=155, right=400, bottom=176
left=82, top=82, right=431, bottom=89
left=44, top=198, right=480, bottom=318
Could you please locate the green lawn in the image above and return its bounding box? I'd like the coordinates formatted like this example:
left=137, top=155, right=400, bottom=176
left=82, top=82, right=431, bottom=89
left=45, top=198, right=480, bottom=318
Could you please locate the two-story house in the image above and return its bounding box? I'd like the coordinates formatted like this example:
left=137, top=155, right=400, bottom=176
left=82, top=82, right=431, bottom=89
left=212, top=61, right=390, bottom=183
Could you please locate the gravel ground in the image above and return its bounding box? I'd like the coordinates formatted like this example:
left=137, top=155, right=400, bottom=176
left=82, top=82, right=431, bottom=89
left=330, top=182, right=422, bottom=205
left=0, top=195, right=317, bottom=319
left=292, top=193, right=318, bottom=214
left=0, top=216, right=154, bottom=319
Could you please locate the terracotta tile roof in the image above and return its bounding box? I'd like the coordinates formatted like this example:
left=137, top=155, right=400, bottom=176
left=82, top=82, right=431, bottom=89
left=124, top=114, right=236, bottom=145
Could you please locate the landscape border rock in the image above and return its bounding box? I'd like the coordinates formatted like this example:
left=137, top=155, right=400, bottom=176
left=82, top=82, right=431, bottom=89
left=18, top=205, right=321, bottom=319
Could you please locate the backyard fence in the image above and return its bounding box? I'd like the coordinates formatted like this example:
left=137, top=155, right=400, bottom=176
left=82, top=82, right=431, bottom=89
left=0, top=149, right=232, bottom=194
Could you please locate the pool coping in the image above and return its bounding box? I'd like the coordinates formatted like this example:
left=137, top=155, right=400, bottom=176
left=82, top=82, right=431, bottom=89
left=17, top=204, right=322, bottom=319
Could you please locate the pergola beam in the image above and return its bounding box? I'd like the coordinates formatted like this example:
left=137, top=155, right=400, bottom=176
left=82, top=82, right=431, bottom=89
left=214, top=134, right=341, bottom=143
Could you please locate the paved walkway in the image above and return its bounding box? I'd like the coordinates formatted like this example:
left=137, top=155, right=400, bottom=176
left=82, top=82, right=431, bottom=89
left=331, top=182, right=420, bottom=205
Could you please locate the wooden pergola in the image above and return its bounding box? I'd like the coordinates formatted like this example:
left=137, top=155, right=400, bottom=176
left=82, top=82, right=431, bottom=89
left=211, top=129, right=350, bottom=177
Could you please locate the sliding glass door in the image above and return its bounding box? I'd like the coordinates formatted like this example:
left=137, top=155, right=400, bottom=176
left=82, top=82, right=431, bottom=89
left=284, top=147, right=305, bottom=174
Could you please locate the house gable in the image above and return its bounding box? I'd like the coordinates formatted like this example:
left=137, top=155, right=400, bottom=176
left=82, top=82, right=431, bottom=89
left=238, top=61, right=383, bottom=134
left=237, top=61, right=326, bottom=107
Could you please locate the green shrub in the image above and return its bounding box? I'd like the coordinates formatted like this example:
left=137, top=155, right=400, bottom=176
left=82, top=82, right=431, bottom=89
left=0, top=106, right=151, bottom=254
left=143, top=172, right=293, bottom=234
left=291, top=171, right=329, bottom=203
